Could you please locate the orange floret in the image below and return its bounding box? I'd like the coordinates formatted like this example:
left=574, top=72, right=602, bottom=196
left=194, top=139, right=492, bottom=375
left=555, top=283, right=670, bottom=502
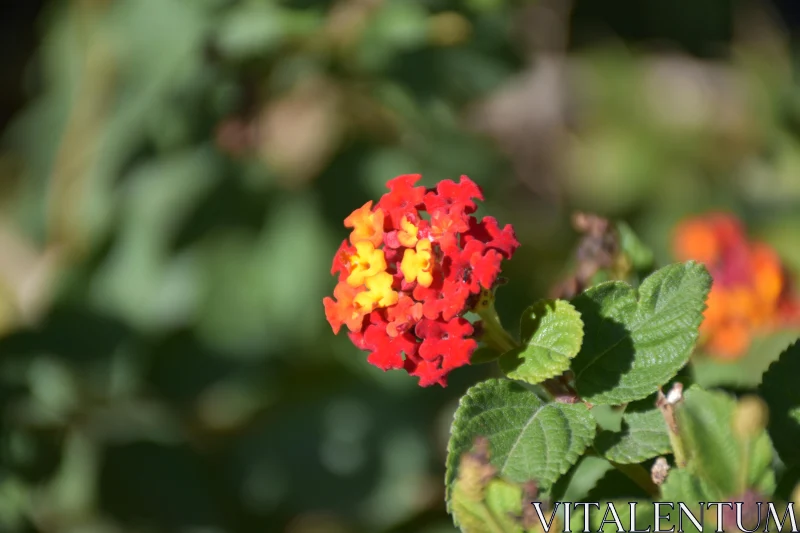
left=323, top=283, right=371, bottom=334
left=386, top=294, right=423, bottom=337
left=672, top=212, right=799, bottom=361
left=673, top=220, right=720, bottom=264
left=344, top=201, right=385, bottom=247
left=705, top=320, right=750, bottom=360
left=751, top=244, right=783, bottom=309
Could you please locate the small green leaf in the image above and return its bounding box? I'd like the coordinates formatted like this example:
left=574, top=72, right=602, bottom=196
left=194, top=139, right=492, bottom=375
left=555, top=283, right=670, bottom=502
left=660, top=468, right=714, bottom=502
left=616, top=221, right=654, bottom=272
left=451, top=477, right=527, bottom=533
left=571, top=261, right=711, bottom=405
left=445, top=379, right=596, bottom=516
left=676, top=387, right=740, bottom=499
left=659, top=470, right=712, bottom=533
left=759, top=340, right=800, bottom=466
left=483, top=480, right=527, bottom=532
left=595, top=395, right=671, bottom=464
left=676, top=386, right=775, bottom=498
left=499, top=300, right=584, bottom=385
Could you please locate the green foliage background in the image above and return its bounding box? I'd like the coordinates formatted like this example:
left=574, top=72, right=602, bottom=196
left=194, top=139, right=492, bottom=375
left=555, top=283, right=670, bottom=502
left=1, top=0, right=800, bottom=531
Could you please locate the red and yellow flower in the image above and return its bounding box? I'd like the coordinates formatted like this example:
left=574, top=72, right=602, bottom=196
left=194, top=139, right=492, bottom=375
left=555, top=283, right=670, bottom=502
left=673, top=213, right=799, bottom=360
left=323, top=174, right=519, bottom=386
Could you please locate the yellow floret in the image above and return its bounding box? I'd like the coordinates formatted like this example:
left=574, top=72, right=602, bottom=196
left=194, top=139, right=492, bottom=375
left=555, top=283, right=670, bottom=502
left=346, top=241, right=387, bottom=287
left=400, top=239, right=434, bottom=287
left=354, top=272, right=399, bottom=309
left=397, top=216, right=419, bottom=248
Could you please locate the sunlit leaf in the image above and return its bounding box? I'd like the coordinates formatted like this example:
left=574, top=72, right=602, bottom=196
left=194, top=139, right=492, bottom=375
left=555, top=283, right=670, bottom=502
left=445, top=379, right=595, bottom=518
left=571, top=262, right=711, bottom=404
left=499, top=299, right=583, bottom=385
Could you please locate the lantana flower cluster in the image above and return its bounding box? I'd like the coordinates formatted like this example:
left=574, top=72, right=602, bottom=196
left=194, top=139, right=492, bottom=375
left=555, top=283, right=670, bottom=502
left=673, top=213, right=800, bottom=359
left=324, top=175, right=519, bottom=386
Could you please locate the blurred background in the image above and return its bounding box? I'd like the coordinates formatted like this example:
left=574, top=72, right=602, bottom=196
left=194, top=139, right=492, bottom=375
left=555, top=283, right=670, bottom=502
left=2, top=0, right=800, bottom=531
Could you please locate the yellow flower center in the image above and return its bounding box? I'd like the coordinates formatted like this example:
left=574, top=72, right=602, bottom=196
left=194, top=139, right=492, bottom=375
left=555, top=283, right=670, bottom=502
left=400, top=239, right=434, bottom=287
left=397, top=216, right=419, bottom=248
left=354, top=272, right=399, bottom=309
left=347, top=241, right=387, bottom=287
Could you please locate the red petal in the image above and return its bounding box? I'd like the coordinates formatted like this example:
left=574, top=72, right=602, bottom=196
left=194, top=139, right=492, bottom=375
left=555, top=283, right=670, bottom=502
left=378, top=175, right=426, bottom=228
left=471, top=249, right=503, bottom=290
left=423, top=176, right=484, bottom=215
left=463, top=216, right=520, bottom=259
left=409, top=358, right=448, bottom=387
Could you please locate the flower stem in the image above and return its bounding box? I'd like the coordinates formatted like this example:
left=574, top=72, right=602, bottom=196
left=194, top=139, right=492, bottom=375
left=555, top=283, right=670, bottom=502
left=738, top=439, right=751, bottom=494
left=476, top=300, right=517, bottom=355
left=656, top=384, right=687, bottom=468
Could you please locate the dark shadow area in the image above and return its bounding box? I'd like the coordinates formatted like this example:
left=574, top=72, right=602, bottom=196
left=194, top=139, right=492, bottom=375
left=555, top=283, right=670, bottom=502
left=570, top=293, right=636, bottom=399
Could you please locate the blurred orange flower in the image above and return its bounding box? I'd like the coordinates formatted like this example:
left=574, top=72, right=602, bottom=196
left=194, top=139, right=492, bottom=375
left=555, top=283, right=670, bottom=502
left=673, top=213, right=799, bottom=360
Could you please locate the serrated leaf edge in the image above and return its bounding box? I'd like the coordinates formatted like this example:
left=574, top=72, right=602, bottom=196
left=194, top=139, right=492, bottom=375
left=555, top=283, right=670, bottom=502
left=505, top=299, right=585, bottom=384
left=446, top=378, right=596, bottom=520
left=573, top=261, right=711, bottom=405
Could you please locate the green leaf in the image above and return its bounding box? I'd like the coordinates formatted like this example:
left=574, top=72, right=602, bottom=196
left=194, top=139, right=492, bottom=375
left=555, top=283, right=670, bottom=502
left=758, top=340, right=800, bottom=466
left=660, top=468, right=714, bottom=502
left=571, top=261, right=711, bottom=405
left=498, top=300, right=584, bottom=385
left=196, top=194, right=331, bottom=353
left=445, top=380, right=596, bottom=515
left=91, top=148, right=220, bottom=330
left=451, top=477, right=527, bottom=533
left=659, top=470, right=711, bottom=533
left=215, top=2, right=321, bottom=60
left=595, top=396, right=671, bottom=464
left=676, top=386, right=775, bottom=498
left=552, top=456, right=613, bottom=502
left=216, top=2, right=284, bottom=59
left=590, top=404, right=625, bottom=432
left=616, top=221, right=654, bottom=272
